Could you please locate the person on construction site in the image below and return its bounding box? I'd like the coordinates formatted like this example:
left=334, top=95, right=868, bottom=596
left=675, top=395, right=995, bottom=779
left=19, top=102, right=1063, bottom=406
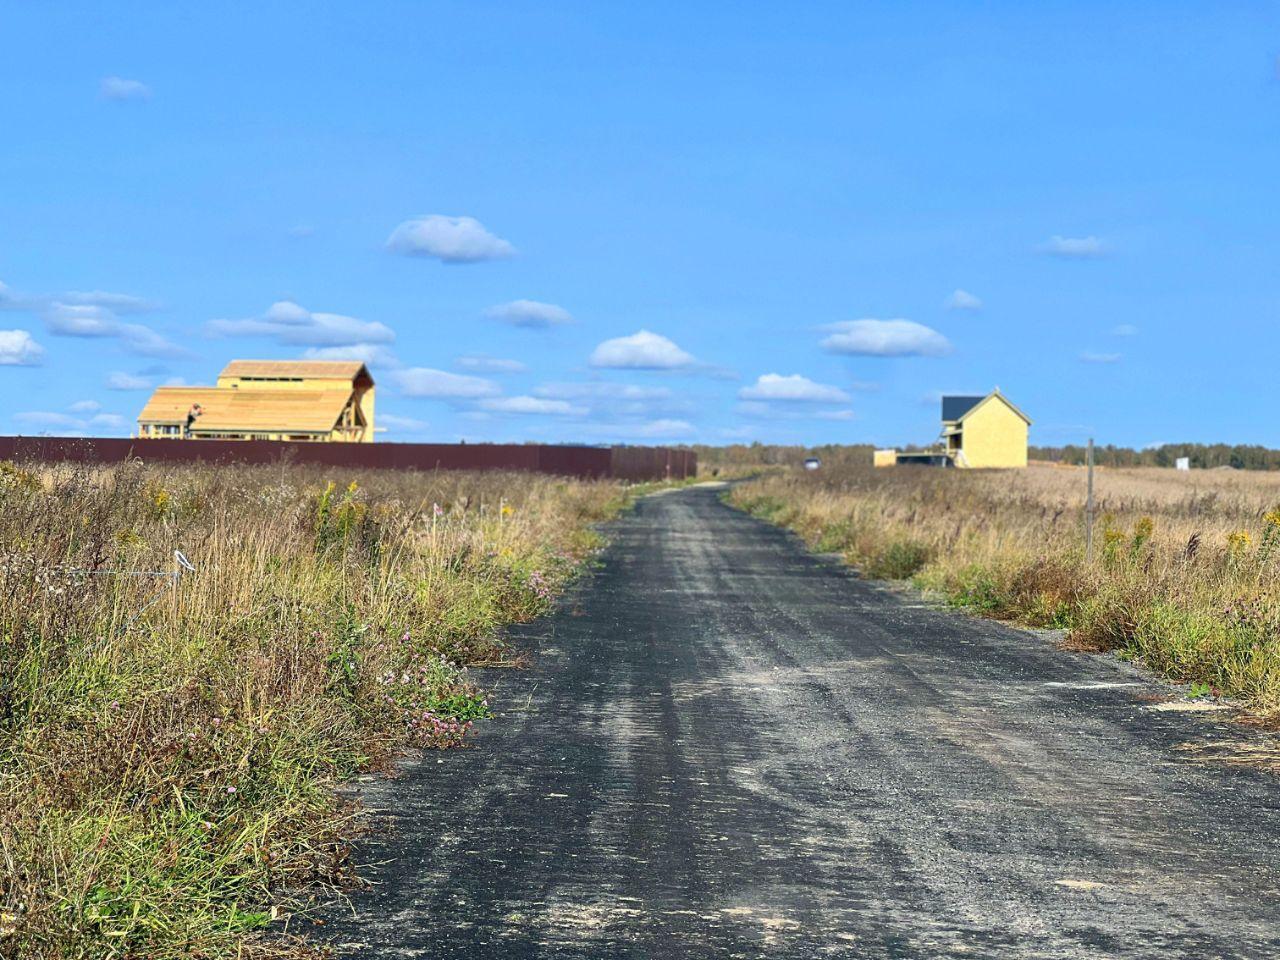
left=184, top=403, right=203, bottom=438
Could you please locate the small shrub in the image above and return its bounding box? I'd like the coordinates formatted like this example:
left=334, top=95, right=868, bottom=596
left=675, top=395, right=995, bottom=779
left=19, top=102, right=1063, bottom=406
left=865, top=540, right=930, bottom=580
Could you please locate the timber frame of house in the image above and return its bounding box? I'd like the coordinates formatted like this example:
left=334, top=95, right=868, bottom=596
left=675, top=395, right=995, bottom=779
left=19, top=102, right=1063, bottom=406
left=136, top=360, right=376, bottom=442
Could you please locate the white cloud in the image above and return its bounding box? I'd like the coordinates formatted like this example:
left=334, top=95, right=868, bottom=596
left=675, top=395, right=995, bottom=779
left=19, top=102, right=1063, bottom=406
left=1110, top=324, right=1139, bottom=336
left=117, top=322, right=189, bottom=359
left=45, top=303, right=116, bottom=337
left=739, top=373, right=851, bottom=403
left=107, top=371, right=151, bottom=390
left=90, top=413, right=127, bottom=428
left=1080, top=352, right=1121, bottom=364
left=43, top=302, right=187, bottom=358
left=302, top=343, right=400, bottom=367
left=100, top=76, right=151, bottom=101
left=61, top=290, right=155, bottom=313
left=0, top=329, right=44, bottom=366
left=477, top=396, right=586, bottom=416
left=386, top=215, right=515, bottom=263
left=395, top=368, right=500, bottom=399
left=484, top=299, right=572, bottom=328
left=455, top=355, right=528, bottom=374
left=208, top=300, right=395, bottom=347
left=947, top=289, right=983, bottom=311
left=814, top=409, right=856, bottom=421
left=69, top=400, right=101, bottom=413
left=589, top=330, right=695, bottom=370
left=821, top=319, right=952, bottom=358
left=1042, top=235, right=1108, bottom=258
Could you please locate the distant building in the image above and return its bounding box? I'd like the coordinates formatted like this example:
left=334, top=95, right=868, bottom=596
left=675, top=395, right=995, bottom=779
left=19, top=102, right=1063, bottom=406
left=136, top=360, right=375, bottom=442
left=874, top=389, right=1031, bottom=469
left=940, top=390, right=1031, bottom=468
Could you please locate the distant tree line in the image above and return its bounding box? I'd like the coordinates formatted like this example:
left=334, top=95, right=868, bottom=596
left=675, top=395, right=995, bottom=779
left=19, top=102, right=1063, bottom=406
left=692, top=441, right=1280, bottom=472
left=1030, top=443, right=1280, bottom=471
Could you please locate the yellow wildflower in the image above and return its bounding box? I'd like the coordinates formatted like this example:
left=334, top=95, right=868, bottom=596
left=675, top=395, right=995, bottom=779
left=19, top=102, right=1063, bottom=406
left=1227, top=530, right=1253, bottom=551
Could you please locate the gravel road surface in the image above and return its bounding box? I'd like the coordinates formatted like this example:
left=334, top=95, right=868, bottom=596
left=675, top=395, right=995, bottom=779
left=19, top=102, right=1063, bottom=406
left=319, top=484, right=1280, bottom=959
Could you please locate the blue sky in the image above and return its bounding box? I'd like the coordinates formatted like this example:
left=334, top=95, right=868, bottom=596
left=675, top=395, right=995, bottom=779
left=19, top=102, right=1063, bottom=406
left=2, top=2, right=1279, bottom=447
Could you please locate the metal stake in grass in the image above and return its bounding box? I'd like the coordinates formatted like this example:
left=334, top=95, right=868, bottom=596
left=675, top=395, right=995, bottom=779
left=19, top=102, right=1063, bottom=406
left=1085, top=438, right=1095, bottom=563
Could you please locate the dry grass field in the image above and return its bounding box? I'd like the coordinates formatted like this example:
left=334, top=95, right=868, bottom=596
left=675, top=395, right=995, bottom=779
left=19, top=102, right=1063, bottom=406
left=0, top=460, right=628, bottom=958
left=730, top=463, right=1280, bottom=715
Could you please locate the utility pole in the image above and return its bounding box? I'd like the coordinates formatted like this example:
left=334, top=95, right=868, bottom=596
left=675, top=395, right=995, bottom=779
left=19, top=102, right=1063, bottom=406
left=1085, top=438, right=1095, bottom=563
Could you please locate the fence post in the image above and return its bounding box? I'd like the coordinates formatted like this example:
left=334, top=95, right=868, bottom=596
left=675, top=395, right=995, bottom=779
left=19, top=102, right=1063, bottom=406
left=1085, top=438, right=1095, bottom=563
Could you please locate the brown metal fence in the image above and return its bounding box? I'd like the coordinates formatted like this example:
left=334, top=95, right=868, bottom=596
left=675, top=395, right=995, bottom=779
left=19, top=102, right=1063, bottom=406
left=0, top=436, right=696, bottom=481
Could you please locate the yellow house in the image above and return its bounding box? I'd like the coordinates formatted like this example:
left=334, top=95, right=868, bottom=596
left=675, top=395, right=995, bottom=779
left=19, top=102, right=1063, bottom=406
left=940, top=389, right=1030, bottom=468
left=136, top=360, right=376, bottom=442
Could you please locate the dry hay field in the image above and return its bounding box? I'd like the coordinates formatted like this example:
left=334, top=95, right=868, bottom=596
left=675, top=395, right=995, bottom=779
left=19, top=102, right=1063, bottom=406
left=0, top=459, right=629, bottom=958
left=731, top=463, right=1280, bottom=715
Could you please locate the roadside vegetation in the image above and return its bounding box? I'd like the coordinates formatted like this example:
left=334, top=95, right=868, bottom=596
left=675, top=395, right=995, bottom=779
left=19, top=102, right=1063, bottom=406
left=730, top=464, right=1280, bottom=715
left=0, top=460, right=626, bottom=958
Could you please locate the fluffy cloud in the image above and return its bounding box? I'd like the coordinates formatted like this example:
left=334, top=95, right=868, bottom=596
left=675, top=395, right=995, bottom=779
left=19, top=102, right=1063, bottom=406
left=1110, top=324, right=1139, bottom=336
left=45, top=303, right=116, bottom=337
left=395, top=368, right=500, bottom=399
left=106, top=371, right=151, bottom=390
left=61, top=290, right=155, bottom=313
left=947, top=289, right=983, bottom=311
left=43, top=302, right=187, bottom=358
left=100, top=76, right=151, bottom=101
left=302, top=343, right=400, bottom=367
left=1079, top=352, right=1121, bottom=364
left=484, top=299, right=572, bottom=328
left=69, top=400, right=101, bottom=413
left=739, top=373, right=851, bottom=403
left=589, top=330, right=695, bottom=370
left=386, top=215, right=515, bottom=263
left=477, top=396, right=586, bottom=416
left=455, top=355, right=528, bottom=374
left=0, top=329, right=44, bottom=366
left=208, top=300, right=394, bottom=348
left=821, top=319, right=952, bottom=358
left=1042, top=235, right=1108, bottom=258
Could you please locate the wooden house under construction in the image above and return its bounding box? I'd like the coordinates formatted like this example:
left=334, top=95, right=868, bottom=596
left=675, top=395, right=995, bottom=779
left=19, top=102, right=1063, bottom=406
left=136, top=360, right=375, bottom=442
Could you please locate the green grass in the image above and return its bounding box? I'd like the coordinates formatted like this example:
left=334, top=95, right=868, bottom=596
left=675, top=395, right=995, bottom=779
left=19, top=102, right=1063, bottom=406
left=0, top=461, right=628, bottom=958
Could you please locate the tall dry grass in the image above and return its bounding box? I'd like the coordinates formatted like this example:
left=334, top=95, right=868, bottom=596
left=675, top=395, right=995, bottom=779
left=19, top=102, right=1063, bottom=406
left=730, top=464, right=1280, bottom=713
left=0, top=460, right=627, bottom=958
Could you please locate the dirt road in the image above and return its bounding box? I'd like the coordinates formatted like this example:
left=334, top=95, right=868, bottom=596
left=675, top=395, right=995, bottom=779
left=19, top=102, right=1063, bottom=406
left=319, top=485, right=1280, bottom=958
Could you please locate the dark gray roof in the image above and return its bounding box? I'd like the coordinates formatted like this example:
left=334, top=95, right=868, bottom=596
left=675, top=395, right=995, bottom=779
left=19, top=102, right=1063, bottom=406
left=941, top=395, right=986, bottom=422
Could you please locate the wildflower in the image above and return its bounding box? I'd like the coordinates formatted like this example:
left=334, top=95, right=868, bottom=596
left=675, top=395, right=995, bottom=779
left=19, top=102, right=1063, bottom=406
left=226, top=786, right=237, bottom=794
left=1227, top=529, right=1253, bottom=551
left=1265, top=509, right=1280, bottom=528
left=500, top=503, right=514, bottom=518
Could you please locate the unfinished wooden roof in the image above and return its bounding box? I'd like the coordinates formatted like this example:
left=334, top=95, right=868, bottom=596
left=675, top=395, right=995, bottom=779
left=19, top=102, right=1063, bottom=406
left=138, top=386, right=353, bottom=433
left=219, top=359, right=371, bottom=382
